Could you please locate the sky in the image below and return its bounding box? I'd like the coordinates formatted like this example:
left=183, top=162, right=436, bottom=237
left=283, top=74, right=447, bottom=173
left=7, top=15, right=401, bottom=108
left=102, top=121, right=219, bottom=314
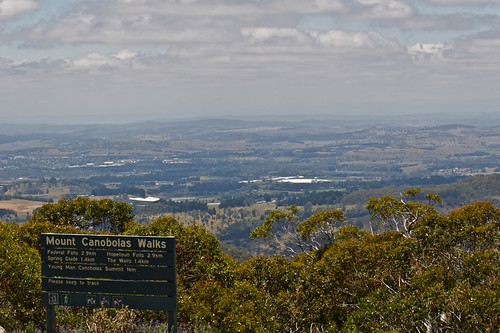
left=1, top=0, right=499, bottom=124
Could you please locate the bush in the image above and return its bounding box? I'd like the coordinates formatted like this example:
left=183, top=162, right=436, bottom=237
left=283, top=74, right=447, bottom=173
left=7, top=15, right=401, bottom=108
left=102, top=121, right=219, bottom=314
left=0, top=222, right=44, bottom=332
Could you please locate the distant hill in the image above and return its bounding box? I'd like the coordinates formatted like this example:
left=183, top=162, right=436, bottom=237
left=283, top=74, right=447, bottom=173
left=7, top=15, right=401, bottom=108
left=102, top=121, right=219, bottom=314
left=340, top=174, right=500, bottom=227
left=435, top=174, right=500, bottom=208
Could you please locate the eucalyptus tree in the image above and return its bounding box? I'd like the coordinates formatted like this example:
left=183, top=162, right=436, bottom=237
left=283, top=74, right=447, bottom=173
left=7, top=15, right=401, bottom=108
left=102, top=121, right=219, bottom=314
left=365, top=187, right=442, bottom=237
left=250, top=205, right=346, bottom=258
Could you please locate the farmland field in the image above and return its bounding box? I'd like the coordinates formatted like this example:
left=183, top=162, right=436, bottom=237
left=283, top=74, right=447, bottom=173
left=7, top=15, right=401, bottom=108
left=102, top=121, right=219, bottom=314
left=0, top=199, right=44, bottom=218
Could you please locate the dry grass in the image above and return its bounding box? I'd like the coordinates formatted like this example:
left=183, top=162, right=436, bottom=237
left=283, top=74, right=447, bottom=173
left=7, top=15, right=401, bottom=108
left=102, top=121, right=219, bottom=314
left=0, top=199, right=44, bottom=214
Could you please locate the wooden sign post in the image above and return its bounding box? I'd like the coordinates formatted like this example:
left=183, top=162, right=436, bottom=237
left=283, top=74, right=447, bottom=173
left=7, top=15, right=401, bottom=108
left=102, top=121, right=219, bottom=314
left=41, top=233, right=177, bottom=332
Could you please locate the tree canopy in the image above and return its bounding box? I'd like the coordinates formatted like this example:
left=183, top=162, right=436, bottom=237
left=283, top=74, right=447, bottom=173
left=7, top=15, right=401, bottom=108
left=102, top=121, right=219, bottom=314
left=29, top=197, right=134, bottom=233
left=250, top=205, right=346, bottom=257
left=1, top=191, right=498, bottom=332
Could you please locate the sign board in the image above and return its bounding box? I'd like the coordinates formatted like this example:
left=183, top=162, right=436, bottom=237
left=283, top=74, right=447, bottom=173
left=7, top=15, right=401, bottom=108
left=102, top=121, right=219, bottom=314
left=41, top=233, right=177, bottom=331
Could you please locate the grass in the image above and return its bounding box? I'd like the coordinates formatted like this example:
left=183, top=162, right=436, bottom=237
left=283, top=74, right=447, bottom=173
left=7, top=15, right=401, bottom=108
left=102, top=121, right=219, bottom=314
left=25, top=308, right=212, bottom=333
left=0, top=199, right=44, bottom=219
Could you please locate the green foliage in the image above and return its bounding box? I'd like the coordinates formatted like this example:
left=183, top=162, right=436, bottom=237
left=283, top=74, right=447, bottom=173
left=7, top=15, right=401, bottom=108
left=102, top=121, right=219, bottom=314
left=250, top=205, right=300, bottom=240
left=29, top=197, right=134, bottom=233
left=0, top=193, right=498, bottom=332
left=185, top=280, right=268, bottom=332
left=0, top=222, right=44, bottom=332
left=239, top=255, right=301, bottom=296
left=126, top=216, right=236, bottom=292
left=297, top=209, right=346, bottom=243
left=17, top=220, right=85, bottom=249
left=366, top=188, right=442, bottom=236
left=250, top=205, right=346, bottom=257
left=125, top=216, right=238, bottom=328
left=446, top=201, right=500, bottom=251
left=1, top=206, right=233, bottom=331
left=437, top=174, right=500, bottom=207
left=53, top=307, right=194, bottom=332
left=344, top=199, right=500, bottom=332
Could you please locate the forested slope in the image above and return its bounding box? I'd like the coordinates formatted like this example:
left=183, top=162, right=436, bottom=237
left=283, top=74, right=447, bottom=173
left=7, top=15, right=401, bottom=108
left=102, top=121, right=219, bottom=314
left=338, top=174, right=500, bottom=226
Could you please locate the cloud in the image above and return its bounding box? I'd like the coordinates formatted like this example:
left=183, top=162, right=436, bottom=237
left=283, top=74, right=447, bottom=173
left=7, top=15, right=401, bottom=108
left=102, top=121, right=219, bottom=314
left=398, top=13, right=499, bottom=32
left=113, top=48, right=137, bottom=61
left=1, top=0, right=496, bottom=77
left=0, top=0, right=40, bottom=20
left=16, top=1, right=242, bottom=46
left=354, top=0, right=414, bottom=20
left=1, top=0, right=500, bottom=123
left=1, top=0, right=497, bottom=63
left=452, top=31, right=500, bottom=62
left=407, top=42, right=450, bottom=63
left=0, top=49, right=142, bottom=75
left=8, top=0, right=499, bottom=50
left=408, top=42, right=447, bottom=54
left=64, top=51, right=128, bottom=72
left=0, top=57, right=63, bottom=75
left=241, top=27, right=401, bottom=53
left=9, top=0, right=346, bottom=48
left=241, top=27, right=307, bottom=43
left=422, top=0, right=500, bottom=6
left=311, top=30, right=401, bottom=51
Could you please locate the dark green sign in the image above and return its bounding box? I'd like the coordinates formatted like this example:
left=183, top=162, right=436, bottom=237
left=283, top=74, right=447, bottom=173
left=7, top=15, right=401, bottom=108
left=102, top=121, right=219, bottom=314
left=41, top=233, right=177, bottom=332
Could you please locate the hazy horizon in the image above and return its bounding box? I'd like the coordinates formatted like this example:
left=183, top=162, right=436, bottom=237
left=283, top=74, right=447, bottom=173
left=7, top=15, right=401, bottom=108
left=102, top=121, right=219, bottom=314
left=1, top=0, right=499, bottom=124
left=1, top=112, right=499, bottom=132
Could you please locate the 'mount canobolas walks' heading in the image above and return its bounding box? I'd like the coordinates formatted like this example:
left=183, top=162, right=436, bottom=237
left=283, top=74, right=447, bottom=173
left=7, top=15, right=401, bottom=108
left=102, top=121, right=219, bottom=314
left=41, top=234, right=175, bottom=251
